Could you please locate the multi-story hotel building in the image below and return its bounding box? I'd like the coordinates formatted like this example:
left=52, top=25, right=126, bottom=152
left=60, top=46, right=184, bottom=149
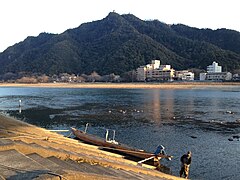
left=136, top=60, right=175, bottom=81
left=200, top=61, right=232, bottom=81
left=207, top=61, right=222, bottom=73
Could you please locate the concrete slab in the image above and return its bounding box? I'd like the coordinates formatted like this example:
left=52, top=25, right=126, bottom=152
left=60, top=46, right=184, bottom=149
left=66, top=159, right=116, bottom=176
left=47, top=156, right=81, bottom=172
left=0, top=149, right=50, bottom=179
left=27, top=153, right=65, bottom=174
left=0, top=139, right=14, bottom=146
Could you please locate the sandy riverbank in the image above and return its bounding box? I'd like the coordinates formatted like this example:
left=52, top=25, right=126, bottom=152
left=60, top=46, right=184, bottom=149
left=0, top=82, right=240, bottom=89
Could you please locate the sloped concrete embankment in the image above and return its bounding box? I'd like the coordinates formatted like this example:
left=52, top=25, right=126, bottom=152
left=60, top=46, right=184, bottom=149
left=0, top=114, right=183, bottom=179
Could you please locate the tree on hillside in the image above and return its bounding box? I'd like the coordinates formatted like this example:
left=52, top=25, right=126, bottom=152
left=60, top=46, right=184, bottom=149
left=1, top=72, right=17, bottom=81
left=122, top=70, right=137, bottom=82
left=89, top=71, right=102, bottom=82
left=16, top=77, right=38, bottom=83
left=37, top=74, right=49, bottom=83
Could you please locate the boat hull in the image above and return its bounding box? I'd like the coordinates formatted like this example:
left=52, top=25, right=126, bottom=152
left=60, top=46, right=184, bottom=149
left=71, top=127, right=172, bottom=160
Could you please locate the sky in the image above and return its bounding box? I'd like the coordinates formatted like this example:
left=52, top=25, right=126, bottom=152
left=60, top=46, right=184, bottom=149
left=0, top=0, right=239, bottom=52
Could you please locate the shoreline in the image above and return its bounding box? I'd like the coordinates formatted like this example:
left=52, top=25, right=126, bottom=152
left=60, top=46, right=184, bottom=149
left=0, top=82, right=240, bottom=89
left=0, top=113, right=182, bottom=180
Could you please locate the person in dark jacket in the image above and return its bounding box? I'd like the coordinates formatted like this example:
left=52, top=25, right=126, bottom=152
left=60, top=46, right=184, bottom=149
left=154, top=145, right=166, bottom=156
left=180, top=151, right=192, bottom=178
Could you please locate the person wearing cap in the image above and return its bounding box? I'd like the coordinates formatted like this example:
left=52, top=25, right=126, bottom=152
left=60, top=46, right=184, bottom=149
left=153, top=145, right=166, bottom=163
left=153, top=145, right=168, bottom=171
left=154, top=145, right=166, bottom=156
left=180, top=151, right=192, bottom=178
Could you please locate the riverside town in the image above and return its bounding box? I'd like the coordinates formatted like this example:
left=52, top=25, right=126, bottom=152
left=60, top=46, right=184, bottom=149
left=0, top=60, right=239, bottom=83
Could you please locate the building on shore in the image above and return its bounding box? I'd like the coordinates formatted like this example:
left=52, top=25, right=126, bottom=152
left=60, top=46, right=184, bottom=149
left=206, top=72, right=232, bottom=81
left=207, top=61, right=222, bottom=73
left=175, top=70, right=195, bottom=81
left=136, top=60, right=175, bottom=81
left=199, top=73, right=207, bottom=81
left=136, top=60, right=196, bottom=82
left=136, top=60, right=160, bottom=81
left=151, top=65, right=175, bottom=81
left=200, top=61, right=232, bottom=81
left=232, top=74, right=240, bottom=81
left=137, top=60, right=159, bottom=81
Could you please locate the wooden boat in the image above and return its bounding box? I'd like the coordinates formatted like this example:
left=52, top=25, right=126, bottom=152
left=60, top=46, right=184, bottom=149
left=71, top=127, right=172, bottom=161
left=71, top=127, right=133, bottom=150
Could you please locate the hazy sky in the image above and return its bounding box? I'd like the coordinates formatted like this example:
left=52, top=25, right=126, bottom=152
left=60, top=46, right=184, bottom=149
left=0, top=0, right=239, bottom=52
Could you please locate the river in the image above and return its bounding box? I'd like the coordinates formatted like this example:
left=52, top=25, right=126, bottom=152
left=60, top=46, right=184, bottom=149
left=0, top=86, right=240, bottom=179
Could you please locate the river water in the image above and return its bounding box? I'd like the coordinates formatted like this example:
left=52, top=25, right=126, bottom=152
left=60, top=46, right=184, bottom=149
left=0, top=86, right=240, bottom=179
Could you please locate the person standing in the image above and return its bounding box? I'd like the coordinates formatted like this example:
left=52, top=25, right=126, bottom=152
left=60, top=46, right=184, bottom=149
left=180, top=151, right=192, bottom=179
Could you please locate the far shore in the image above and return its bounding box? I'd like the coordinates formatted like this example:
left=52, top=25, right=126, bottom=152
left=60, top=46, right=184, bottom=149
left=0, top=82, right=240, bottom=89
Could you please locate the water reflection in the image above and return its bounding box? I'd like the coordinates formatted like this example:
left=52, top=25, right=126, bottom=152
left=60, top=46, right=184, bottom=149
left=163, top=91, right=174, bottom=122
left=142, top=90, right=162, bottom=124
left=141, top=90, right=176, bottom=125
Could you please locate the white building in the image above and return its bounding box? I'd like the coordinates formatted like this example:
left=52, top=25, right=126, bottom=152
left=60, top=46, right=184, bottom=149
left=136, top=66, right=147, bottom=81
left=175, top=70, right=195, bottom=81
left=206, top=72, right=232, bottom=81
left=199, top=73, right=207, bottom=81
left=151, top=67, right=175, bottom=81
left=136, top=60, right=160, bottom=81
left=207, top=61, right=222, bottom=73
left=232, top=74, right=240, bottom=81
left=136, top=60, right=175, bottom=81
left=159, top=65, right=171, bottom=71
left=200, top=61, right=232, bottom=81
left=151, top=60, right=161, bottom=69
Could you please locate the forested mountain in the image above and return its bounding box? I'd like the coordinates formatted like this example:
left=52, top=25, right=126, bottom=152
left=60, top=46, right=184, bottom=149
left=0, top=12, right=240, bottom=76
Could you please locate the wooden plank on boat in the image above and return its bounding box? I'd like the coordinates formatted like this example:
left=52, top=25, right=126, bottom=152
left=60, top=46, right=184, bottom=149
left=100, top=146, right=172, bottom=160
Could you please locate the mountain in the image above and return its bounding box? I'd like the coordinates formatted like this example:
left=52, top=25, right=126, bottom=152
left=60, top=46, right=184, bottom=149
left=0, top=12, right=240, bottom=76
